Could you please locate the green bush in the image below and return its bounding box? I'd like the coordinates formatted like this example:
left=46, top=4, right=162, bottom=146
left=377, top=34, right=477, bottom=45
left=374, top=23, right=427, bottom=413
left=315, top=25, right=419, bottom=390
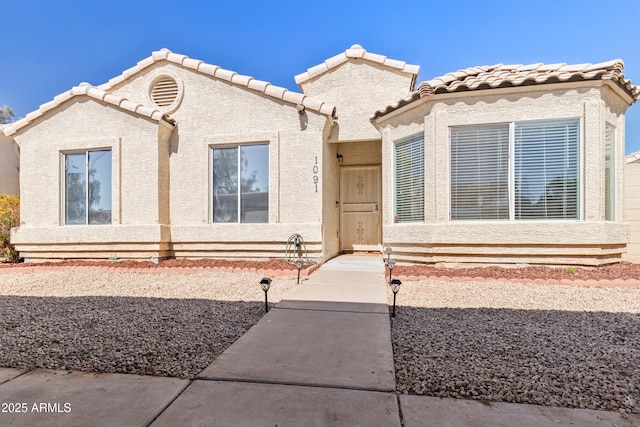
left=0, top=194, right=20, bottom=261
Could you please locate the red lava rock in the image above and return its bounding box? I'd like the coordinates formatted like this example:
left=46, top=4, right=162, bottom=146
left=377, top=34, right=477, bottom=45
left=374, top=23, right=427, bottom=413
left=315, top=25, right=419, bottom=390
left=1, top=257, right=639, bottom=286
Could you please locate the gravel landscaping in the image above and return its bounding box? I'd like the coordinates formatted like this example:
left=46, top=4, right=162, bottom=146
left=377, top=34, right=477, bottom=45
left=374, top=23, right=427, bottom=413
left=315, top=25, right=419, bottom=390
left=391, top=280, right=640, bottom=414
left=0, top=270, right=297, bottom=378
left=2, top=263, right=639, bottom=415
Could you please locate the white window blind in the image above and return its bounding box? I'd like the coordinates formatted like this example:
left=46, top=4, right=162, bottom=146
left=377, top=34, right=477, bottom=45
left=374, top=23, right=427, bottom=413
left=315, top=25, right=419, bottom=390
left=394, top=134, right=424, bottom=223
left=450, top=124, right=509, bottom=220
left=605, top=123, right=615, bottom=221
left=514, top=120, right=579, bottom=220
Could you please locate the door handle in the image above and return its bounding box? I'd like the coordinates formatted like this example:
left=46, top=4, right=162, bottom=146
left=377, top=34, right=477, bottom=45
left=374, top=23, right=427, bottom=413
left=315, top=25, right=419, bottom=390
left=374, top=204, right=378, bottom=212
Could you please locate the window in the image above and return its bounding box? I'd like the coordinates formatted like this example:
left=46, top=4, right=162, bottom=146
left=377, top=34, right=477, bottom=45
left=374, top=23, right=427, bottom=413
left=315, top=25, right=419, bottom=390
left=212, top=144, right=269, bottom=223
left=450, top=119, right=580, bottom=221
left=604, top=123, right=616, bottom=221
left=451, top=125, right=509, bottom=220
left=64, top=150, right=112, bottom=225
left=394, top=134, right=424, bottom=223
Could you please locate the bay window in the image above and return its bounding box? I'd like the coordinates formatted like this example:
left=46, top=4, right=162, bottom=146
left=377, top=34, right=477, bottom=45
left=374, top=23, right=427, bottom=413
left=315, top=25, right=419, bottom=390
left=451, top=119, right=580, bottom=221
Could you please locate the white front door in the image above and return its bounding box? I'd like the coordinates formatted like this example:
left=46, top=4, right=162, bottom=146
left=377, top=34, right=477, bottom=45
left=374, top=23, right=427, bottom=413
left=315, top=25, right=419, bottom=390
left=340, top=166, right=381, bottom=252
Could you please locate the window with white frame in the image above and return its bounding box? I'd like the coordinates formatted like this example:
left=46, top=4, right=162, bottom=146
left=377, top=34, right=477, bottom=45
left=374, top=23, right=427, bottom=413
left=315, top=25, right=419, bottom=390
left=451, top=124, right=509, bottom=220
left=450, top=119, right=580, bottom=221
left=604, top=123, right=616, bottom=221
left=211, top=144, right=269, bottom=223
left=394, top=134, right=424, bottom=223
left=64, top=150, right=112, bottom=225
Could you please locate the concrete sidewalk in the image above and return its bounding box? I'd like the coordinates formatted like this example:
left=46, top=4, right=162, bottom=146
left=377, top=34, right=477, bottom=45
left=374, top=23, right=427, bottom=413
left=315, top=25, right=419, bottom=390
left=1, top=254, right=639, bottom=426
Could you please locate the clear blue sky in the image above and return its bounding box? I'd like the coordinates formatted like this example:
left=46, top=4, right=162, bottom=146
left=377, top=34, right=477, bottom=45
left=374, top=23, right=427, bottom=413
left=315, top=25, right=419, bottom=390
left=2, top=0, right=639, bottom=153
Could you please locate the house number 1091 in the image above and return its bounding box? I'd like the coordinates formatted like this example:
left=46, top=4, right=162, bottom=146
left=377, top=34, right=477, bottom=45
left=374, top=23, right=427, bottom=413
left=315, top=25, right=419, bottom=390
left=313, top=156, right=319, bottom=192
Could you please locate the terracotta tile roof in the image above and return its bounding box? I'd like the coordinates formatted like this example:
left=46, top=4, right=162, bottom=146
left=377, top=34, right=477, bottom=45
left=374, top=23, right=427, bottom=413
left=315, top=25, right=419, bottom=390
left=627, top=150, right=640, bottom=164
left=294, top=44, right=420, bottom=88
left=373, top=59, right=639, bottom=120
left=3, top=84, right=170, bottom=137
left=100, top=48, right=336, bottom=117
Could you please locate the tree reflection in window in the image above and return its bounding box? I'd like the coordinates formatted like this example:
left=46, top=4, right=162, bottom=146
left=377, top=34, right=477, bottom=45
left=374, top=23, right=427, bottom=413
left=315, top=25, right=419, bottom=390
left=212, top=144, right=268, bottom=223
left=65, top=150, right=112, bottom=225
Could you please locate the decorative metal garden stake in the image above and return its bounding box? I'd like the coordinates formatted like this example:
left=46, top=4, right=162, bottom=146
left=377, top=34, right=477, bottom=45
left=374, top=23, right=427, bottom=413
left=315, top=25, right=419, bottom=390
left=384, top=246, right=392, bottom=280
left=387, top=258, right=396, bottom=286
left=295, top=258, right=304, bottom=284
left=260, top=277, right=272, bottom=313
left=390, top=279, right=401, bottom=317
left=384, top=246, right=392, bottom=264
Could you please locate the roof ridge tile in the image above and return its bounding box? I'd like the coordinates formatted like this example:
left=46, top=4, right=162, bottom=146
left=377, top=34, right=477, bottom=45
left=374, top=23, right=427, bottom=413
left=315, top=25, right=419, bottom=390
left=182, top=57, right=204, bottom=70
left=295, top=44, right=419, bottom=86
left=92, top=49, right=336, bottom=117
left=264, top=84, right=286, bottom=99
left=213, top=68, right=236, bottom=82
left=197, top=63, right=220, bottom=76
left=627, top=150, right=640, bottom=163
left=3, top=85, right=168, bottom=136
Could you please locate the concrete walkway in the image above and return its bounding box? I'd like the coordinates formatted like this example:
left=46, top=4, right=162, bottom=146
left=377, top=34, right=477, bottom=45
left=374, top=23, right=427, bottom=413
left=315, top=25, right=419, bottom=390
left=1, top=255, right=639, bottom=426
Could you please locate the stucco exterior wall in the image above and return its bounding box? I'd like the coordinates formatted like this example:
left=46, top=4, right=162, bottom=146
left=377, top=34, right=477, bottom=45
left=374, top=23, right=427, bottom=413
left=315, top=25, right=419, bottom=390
left=112, top=62, right=331, bottom=259
left=299, top=61, right=413, bottom=142
left=624, top=161, right=640, bottom=263
left=10, top=98, right=171, bottom=259
left=0, top=130, right=19, bottom=194
left=379, top=83, right=630, bottom=265
left=9, top=58, right=338, bottom=261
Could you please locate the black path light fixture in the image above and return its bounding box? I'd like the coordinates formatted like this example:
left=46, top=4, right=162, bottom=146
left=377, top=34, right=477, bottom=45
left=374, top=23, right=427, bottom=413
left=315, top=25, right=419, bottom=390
left=260, top=277, right=272, bottom=313
left=390, top=279, right=401, bottom=317
left=295, top=258, right=304, bottom=284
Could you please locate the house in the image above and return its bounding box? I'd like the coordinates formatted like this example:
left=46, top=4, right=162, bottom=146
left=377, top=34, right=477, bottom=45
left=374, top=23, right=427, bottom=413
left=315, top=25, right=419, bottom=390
left=3, top=45, right=638, bottom=265
left=0, top=125, right=20, bottom=194
left=625, top=151, right=640, bottom=262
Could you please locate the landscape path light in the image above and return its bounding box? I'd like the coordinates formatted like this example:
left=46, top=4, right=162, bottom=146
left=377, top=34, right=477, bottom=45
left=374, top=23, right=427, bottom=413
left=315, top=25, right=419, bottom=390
left=260, top=277, right=272, bottom=313
left=390, top=279, right=401, bottom=317
left=387, top=258, right=396, bottom=285
left=295, top=258, right=304, bottom=284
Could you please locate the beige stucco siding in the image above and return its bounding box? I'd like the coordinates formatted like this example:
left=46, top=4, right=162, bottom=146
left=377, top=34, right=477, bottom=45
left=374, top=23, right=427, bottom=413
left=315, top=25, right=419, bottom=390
left=300, top=61, right=413, bottom=141
left=379, top=84, right=629, bottom=265
left=0, top=131, right=19, bottom=194
left=108, top=62, right=332, bottom=258
left=10, top=98, right=169, bottom=259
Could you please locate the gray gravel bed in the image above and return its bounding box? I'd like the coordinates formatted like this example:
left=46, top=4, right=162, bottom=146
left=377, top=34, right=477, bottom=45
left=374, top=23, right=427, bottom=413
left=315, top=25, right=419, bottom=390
left=391, top=280, right=640, bottom=414
left=0, top=270, right=297, bottom=378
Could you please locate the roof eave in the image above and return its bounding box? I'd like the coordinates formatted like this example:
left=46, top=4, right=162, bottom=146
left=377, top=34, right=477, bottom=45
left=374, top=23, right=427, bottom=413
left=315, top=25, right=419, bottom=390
left=3, top=85, right=167, bottom=137
left=373, top=79, right=634, bottom=123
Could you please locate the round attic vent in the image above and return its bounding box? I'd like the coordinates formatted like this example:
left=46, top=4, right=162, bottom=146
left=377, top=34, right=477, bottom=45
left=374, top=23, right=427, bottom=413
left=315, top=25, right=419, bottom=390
left=149, top=76, right=180, bottom=108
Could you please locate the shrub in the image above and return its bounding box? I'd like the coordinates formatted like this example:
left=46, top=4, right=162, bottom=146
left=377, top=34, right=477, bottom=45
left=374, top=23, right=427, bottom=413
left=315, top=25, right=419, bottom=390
left=0, top=194, right=20, bottom=261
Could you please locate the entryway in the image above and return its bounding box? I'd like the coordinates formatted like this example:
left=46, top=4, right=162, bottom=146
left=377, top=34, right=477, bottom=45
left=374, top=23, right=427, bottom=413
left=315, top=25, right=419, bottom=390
left=339, top=166, right=381, bottom=252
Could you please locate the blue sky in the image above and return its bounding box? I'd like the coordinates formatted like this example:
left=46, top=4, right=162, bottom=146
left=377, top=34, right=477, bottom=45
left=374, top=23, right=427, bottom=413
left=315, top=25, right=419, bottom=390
left=2, top=0, right=639, bottom=153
